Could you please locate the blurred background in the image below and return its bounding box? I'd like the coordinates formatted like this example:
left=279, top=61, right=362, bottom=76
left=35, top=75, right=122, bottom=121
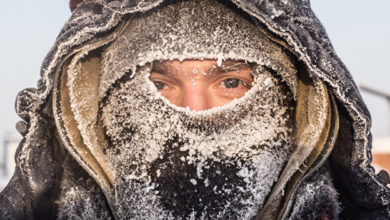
left=0, top=0, right=389, bottom=189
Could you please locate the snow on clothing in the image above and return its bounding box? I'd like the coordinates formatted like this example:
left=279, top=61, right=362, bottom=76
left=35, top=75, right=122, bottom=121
left=0, top=0, right=389, bottom=219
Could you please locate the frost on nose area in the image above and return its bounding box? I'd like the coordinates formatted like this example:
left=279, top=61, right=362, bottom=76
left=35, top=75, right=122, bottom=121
left=147, top=59, right=255, bottom=111
left=99, top=59, right=296, bottom=219
left=95, top=0, right=301, bottom=218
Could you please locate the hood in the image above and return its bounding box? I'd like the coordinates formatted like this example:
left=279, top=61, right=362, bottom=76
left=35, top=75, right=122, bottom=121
left=14, top=0, right=389, bottom=218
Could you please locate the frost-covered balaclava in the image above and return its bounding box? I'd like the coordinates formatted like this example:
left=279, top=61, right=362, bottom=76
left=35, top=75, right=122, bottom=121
left=100, top=0, right=298, bottom=219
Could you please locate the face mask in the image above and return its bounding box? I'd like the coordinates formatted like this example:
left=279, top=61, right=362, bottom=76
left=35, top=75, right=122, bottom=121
left=100, top=64, right=295, bottom=219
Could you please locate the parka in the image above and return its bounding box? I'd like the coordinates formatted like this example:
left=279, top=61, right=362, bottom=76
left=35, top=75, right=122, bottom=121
left=0, top=0, right=389, bottom=219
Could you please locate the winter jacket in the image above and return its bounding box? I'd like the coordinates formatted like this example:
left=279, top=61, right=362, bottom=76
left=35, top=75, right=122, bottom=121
left=0, top=0, right=389, bottom=219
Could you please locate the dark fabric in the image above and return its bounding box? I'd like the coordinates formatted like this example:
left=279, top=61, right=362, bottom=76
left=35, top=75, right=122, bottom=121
left=0, top=168, right=31, bottom=219
left=0, top=107, right=110, bottom=219
left=288, top=164, right=341, bottom=220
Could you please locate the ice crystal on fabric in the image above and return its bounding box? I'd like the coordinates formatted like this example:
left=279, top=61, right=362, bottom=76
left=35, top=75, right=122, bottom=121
left=99, top=0, right=299, bottom=101
left=100, top=64, right=295, bottom=219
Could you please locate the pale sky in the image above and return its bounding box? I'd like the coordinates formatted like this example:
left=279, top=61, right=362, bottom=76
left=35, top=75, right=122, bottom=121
left=0, top=0, right=389, bottom=143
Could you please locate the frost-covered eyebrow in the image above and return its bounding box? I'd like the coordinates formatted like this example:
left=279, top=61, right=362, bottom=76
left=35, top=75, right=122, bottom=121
left=208, top=61, right=252, bottom=74
left=150, top=60, right=252, bottom=75
left=151, top=62, right=169, bottom=74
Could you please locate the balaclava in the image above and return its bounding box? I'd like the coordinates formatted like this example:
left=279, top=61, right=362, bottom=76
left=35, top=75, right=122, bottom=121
left=98, top=0, right=299, bottom=219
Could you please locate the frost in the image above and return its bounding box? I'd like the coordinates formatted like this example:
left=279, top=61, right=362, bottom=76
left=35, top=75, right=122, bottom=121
left=217, top=55, right=223, bottom=67
left=270, top=8, right=284, bottom=19
left=99, top=63, right=295, bottom=219
left=99, top=0, right=299, bottom=102
left=190, top=179, right=197, bottom=185
left=204, top=178, right=209, bottom=187
left=77, top=0, right=300, bottom=218
left=264, top=77, right=273, bottom=87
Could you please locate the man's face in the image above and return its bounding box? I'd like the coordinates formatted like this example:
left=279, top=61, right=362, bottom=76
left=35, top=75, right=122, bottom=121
left=149, top=59, right=253, bottom=111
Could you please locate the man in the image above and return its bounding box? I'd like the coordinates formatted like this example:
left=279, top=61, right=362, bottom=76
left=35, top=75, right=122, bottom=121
left=1, top=0, right=389, bottom=219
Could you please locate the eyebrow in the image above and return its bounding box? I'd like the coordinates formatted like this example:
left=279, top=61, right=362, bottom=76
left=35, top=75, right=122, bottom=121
left=151, top=60, right=252, bottom=75
left=208, top=61, right=252, bottom=74
left=151, top=62, right=169, bottom=74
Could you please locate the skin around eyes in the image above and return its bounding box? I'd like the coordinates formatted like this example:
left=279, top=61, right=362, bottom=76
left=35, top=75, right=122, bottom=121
left=211, top=73, right=252, bottom=99
left=148, top=59, right=253, bottom=111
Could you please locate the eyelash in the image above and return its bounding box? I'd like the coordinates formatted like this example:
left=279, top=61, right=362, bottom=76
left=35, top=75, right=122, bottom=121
left=153, top=80, right=171, bottom=90
left=218, top=78, right=249, bottom=89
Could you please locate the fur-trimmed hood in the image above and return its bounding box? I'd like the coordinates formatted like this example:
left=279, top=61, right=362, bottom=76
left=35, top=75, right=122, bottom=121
left=1, top=0, right=389, bottom=219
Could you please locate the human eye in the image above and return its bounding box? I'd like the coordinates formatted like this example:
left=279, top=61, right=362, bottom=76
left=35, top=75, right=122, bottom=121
left=152, top=81, right=168, bottom=90
left=219, top=78, right=249, bottom=89
left=149, top=72, right=174, bottom=91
